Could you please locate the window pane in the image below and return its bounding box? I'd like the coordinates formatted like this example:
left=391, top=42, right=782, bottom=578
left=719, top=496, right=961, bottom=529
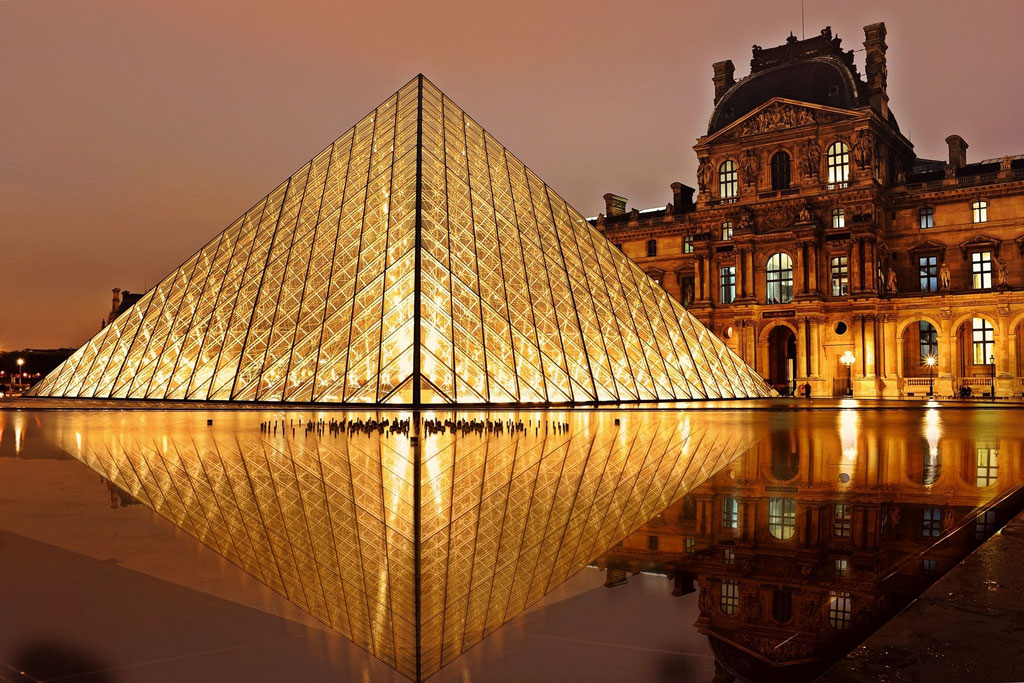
left=827, top=142, right=850, bottom=186
left=768, top=497, right=796, bottom=539
left=832, top=208, right=845, bottom=228
left=918, top=255, right=938, bottom=292
left=720, top=266, right=735, bottom=304
left=771, top=152, right=791, bottom=190
left=766, top=253, right=793, bottom=304
left=972, top=317, right=994, bottom=364
left=720, top=580, right=739, bottom=615
left=920, top=207, right=934, bottom=229
left=723, top=497, right=739, bottom=528
left=972, top=201, right=988, bottom=223
left=833, top=503, right=852, bottom=537
left=719, top=161, right=738, bottom=199
left=828, top=591, right=852, bottom=629
left=831, top=256, right=848, bottom=296
left=971, top=251, right=992, bottom=289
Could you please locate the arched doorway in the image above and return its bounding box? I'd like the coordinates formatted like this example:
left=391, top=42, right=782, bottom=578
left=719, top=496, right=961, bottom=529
left=955, top=317, right=996, bottom=397
left=767, top=326, right=796, bottom=396
left=901, top=320, right=939, bottom=396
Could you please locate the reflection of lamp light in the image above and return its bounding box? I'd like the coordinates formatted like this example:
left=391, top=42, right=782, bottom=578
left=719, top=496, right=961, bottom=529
left=840, top=351, right=856, bottom=397
left=925, top=354, right=937, bottom=397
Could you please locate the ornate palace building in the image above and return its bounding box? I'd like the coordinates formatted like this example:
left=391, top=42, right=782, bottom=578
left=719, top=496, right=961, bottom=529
left=595, top=23, right=1024, bottom=397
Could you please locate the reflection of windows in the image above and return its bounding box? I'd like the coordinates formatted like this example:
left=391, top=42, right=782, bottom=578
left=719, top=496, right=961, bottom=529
left=919, top=321, right=938, bottom=363
left=918, top=256, right=938, bottom=292
left=972, top=200, right=988, bottom=223
left=923, top=507, right=942, bottom=537
left=831, top=256, right=849, bottom=296
left=976, top=509, right=997, bottom=540
left=683, top=235, right=694, bottom=254
left=920, top=206, right=935, bottom=229
left=720, top=266, right=736, bottom=304
left=719, top=160, right=738, bottom=199
left=772, top=590, right=793, bottom=623
left=832, top=207, right=846, bottom=228
left=647, top=535, right=659, bottom=550
left=972, top=318, right=994, bottom=365
left=833, top=503, right=853, bottom=537
left=685, top=538, right=696, bottom=554
left=720, top=580, right=739, bottom=615
left=828, top=591, right=852, bottom=629
left=768, top=497, right=796, bottom=539
left=971, top=251, right=992, bottom=289
left=923, top=558, right=937, bottom=576
left=723, top=497, right=739, bottom=529
left=766, top=253, right=794, bottom=304
left=724, top=548, right=735, bottom=565
left=827, top=142, right=850, bottom=186
left=721, top=221, right=733, bottom=240
left=771, top=151, right=791, bottom=190
left=833, top=558, right=849, bottom=577
left=976, top=448, right=998, bottom=487
left=646, top=239, right=658, bottom=257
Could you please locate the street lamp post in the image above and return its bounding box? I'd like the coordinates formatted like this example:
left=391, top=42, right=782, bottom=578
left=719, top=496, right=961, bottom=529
left=925, top=355, right=937, bottom=397
left=840, top=351, right=856, bottom=397
left=16, top=358, right=24, bottom=390
left=990, top=354, right=996, bottom=399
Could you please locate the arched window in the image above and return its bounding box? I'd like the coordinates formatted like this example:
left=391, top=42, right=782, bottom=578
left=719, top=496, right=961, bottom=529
left=766, top=253, right=794, bottom=304
left=972, top=318, right=994, bottom=365
left=827, top=142, right=850, bottom=186
left=770, top=151, right=791, bottom=190
left=719, top=160, right=738, bottom=199
left=768, top=497, right=796, bottom=539
left=919, top=321, right=938, bottom=363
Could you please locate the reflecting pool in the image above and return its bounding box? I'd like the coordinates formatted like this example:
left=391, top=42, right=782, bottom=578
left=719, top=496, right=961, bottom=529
left=0, top=405, right=1021, bottom=682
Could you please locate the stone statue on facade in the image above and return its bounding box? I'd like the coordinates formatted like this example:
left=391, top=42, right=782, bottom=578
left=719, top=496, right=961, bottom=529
left=739, top=207, right=755, bottom=232
left=997, top=258, right=1009, bottom=287
left=800, top=141, right=821, bottom=178
left=697, top=156, right=712, bottom=193
left=740, top=149, right=759, bottom=185
left=940, top=260, right=951, bottom=290
left=886, top=266, right=898, bottom=293
left=797, top=201, right=813, bottom=224
left=854, top=130, right=874, bottom=170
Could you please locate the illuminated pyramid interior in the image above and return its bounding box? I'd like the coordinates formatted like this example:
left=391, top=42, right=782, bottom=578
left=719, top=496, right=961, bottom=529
left=30, top=75, right=772, bottom=405
left=43, top=410, right=756, bottom=681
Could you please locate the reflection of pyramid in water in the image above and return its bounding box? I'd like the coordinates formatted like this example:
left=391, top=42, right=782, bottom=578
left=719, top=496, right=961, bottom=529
left=31, top=75, right=772, bottom=405
left=45, top=411, right=755, bottom=681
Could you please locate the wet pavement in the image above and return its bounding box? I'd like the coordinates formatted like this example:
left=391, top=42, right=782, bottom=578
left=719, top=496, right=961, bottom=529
left=1, top=404, right=1023, bottom=682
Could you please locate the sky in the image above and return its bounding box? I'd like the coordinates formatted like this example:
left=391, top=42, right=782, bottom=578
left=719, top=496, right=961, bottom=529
left=2, top=0, right=1023, bottom=350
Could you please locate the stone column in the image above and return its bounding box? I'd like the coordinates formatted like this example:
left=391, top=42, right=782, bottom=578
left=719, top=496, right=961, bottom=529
left=809, top=317, right=822, bottom=379
left=794, top=243, right=805, bottom=296
left=735, top=249, right=745, bottom=299
left=807, top=244, right=819, bottom=294
left=694, top=256, right=704, bottom=301
left=882, top=314, right=900, bottom=397
left=851, top=238, right=863, bottom=292
left=996, top=310, right=1012, bottom=397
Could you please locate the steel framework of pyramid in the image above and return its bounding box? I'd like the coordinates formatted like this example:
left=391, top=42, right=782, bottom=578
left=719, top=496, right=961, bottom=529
left=31, top=75, right=772, bottom=405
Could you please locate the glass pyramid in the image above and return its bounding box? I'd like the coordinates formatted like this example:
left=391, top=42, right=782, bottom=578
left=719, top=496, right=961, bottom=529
left=30, top=76, right=772, bottom=405
left=41, top=409, right=757, bottom=681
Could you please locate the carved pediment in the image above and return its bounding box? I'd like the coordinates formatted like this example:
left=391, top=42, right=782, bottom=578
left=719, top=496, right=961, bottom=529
left=958, top=234, right=1001, bottom=259
left=909, top=239, right=947, bottom=255
left=699, top=98, right=859, bottom=146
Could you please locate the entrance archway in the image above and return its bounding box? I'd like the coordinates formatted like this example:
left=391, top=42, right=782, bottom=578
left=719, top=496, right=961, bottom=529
left=955, top=317, right=996, bottom=397
left=767, top=326, right=797, bottom=396
left=901, top=320, right=939, bottom=396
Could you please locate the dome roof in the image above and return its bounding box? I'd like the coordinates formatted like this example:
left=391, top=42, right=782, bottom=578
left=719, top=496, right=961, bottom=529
left=708, top=57, right=863, bottom=134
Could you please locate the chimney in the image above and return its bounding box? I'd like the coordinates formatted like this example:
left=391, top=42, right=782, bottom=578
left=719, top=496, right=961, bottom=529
left=863, top=23, right=888, bottom=118
left=111, top=288, right=121, bottom=315
left=670, top=182, right=695, bottom=212
left=945, top=135, right=968, bottom=170
left=712, top=60, right=735, bottom=104
left=603, top=193, right=628, bottom=216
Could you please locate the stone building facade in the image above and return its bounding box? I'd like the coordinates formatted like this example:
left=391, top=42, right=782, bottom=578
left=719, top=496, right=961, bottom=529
left=595, top=23, right=1024, bottom=397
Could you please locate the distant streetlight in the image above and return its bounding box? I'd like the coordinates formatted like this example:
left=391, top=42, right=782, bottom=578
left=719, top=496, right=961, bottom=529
left=16, top=358, right=24, bottom=388
left=925, top=355, right=937, bottom=397
left=840, top=351, right=856, bottom=397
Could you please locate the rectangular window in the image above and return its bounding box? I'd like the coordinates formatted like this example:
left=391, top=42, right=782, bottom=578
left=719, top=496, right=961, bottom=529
left=920, top=207, right=935, bottom=229
left=833, top=558, right=848, bottom=577
left=923, top=558, right=937, bottom=575
left=720, top=266, right=736, bottom=304
left=976, top=447, right=998, bottom=487
left=768, top=498, right=796, bottom=540
left=919, top=322, right=938, bottom=362
left=828, top=591, right=852, bottom=630
left=646, top=239, right=658, bottom=257
left=976, top=509, right=998, bottom=540
left=918, top=255, right=938, bottom=292
left=971, top=251, right=992, bottom=289
left=833, top=503, right=852, bottom=537
left=721, top=221, right=733, bottom=240
left=683, top=235, right=694, bottom=254
left=720, top=162, right=738, bottom=200
left=647, top=535, right=659, bottom=551
left=832, top=207, right=846, bottom=228
left=923, top=507, right=942, bottom=537
left=972, top=318, right=994, bottom=365
left=685, top=538, right=696, bottom=554
left=724, top=548, right=735, bottom=565
left=720, top=580, right=739, bottom=615
left=830, top=256, right=849, bottom=296
left=972, top=201, right=988, bottom=223
left=723, top=497, right=739, bottom=529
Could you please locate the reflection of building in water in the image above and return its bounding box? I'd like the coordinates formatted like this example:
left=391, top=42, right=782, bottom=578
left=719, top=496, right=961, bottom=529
left=41, top=410, right=754, bottom=682
left=598, top=410, right=1023, bottom=681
